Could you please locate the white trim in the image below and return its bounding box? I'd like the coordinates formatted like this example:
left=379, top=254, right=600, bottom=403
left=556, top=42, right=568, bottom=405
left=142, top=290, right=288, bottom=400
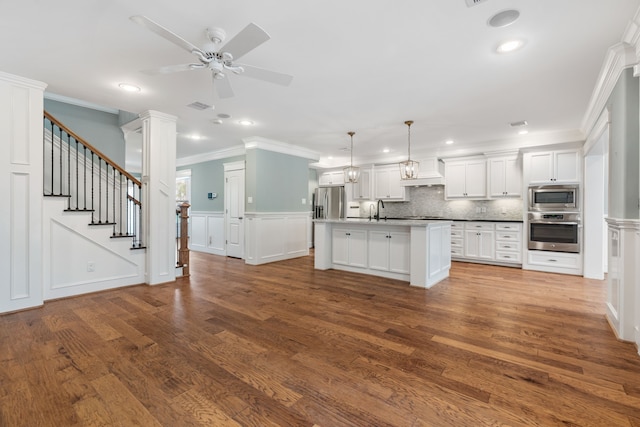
left=244, top=136, right=320, bottom=161
left=44, top=91, right=117, bottom=114
left=176, top=145, right=245, bottom=167
left=581, top=41, right=639, bottom=137
left=223, top=160, right=245, bottom=171
left=176, top=169, right=191, bottom=178
left=0, top=71, right=47, bottom=91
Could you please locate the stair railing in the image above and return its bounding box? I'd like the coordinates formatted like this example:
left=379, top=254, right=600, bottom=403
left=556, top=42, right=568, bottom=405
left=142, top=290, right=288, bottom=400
left=43, top=111, right=144, bottom=248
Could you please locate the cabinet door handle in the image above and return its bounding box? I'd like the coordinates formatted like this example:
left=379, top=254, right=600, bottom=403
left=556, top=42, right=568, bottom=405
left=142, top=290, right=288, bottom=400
left=548, top=259, right=557, bottom=262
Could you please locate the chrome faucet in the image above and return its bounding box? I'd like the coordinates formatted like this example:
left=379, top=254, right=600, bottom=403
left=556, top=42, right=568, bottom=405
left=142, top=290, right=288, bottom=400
left=375, top=199, right=385, bottom=221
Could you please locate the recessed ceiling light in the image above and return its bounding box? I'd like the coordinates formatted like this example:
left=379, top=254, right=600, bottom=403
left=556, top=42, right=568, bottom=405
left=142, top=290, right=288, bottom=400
left=496, top=39, right=524, bottom=53
left=518, top=129, right=529, bottom=135
left=238, top=119, right=254, bottom=126
left=445, top=140, right=454, bottom=145
left=488, top=9, right=520, bottom=28
left=382, top=148, right=390, bottom=153
left=118, top=83, right=140, bottom=93
left=190, top=134, right=202, bottom=140
left=211, top=119, right=223, bottom=125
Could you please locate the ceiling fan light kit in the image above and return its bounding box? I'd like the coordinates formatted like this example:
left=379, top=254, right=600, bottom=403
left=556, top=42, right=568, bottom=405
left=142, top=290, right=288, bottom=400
left=399, top=120, right=419, bottom=180
left=343, top=131, right=360, bottom=183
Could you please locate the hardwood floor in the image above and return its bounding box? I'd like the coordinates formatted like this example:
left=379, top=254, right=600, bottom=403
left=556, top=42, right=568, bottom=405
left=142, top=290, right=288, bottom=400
left=2, top=252, right=640, bottom=426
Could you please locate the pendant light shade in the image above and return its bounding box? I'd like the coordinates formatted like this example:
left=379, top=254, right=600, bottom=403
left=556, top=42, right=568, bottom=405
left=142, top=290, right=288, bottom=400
left=343, top=131, right=360, bottom=183
left=399, top=120, right=419, bottom=180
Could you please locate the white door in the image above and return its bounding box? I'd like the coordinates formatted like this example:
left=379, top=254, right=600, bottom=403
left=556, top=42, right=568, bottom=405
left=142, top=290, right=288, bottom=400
left=225, top=168, right=245, bottom=258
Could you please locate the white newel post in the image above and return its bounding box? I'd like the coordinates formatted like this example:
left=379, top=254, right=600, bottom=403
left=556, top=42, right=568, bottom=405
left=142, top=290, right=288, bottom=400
left=140, top=110, right=177, bottom=285
left=0, top=72, right=47, bottom=313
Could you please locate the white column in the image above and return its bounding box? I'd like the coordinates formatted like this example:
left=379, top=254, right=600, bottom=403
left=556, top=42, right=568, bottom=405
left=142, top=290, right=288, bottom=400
left=0, top=72, right=47, bottom=313
left=140, top=110, right=177, bottom=285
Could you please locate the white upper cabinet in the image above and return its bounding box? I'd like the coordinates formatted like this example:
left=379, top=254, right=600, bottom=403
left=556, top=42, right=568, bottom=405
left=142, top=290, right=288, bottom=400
left=373, top=165, right=408, bottom=201
left=348, top=168, right=371, bottom=200
left=444, top=158, right=487, bottom=199
left=318, top=170, right=345, bottom=187
left=526, top=149, right=580, bottom=184
left=488, top=156, right=522, bottom=198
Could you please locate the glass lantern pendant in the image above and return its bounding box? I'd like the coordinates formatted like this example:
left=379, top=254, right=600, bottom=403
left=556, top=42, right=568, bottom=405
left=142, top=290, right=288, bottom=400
left=399, top=120, right=419, bottom=180
left=343, top=131, right=360, bottom=183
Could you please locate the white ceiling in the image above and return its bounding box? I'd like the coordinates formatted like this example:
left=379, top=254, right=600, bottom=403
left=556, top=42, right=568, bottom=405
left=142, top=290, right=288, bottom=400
left=2, top=0, right=639, bottom=168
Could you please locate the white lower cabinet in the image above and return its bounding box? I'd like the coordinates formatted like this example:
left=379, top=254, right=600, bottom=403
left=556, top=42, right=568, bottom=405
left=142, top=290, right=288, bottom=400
left=332, top=228, right=367, bottom=268
left=527, top=251, right=581, bottom=270
left=495, top=223, right=522, bottom=264
left=451, top=221, right=523, bottom=266
left=369, top=230, right=411, bottom=274
left=464, top=222, right=495, bottom=261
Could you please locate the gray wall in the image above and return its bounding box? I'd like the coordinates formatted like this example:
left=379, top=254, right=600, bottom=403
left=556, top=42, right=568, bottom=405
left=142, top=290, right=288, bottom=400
left=177, top=156, right=244, bottom=212
left=44, top=99, right=126, bottom=167
left=245, top=148, right=310, bottom=213
left=607, top=68, right=639, bottom=219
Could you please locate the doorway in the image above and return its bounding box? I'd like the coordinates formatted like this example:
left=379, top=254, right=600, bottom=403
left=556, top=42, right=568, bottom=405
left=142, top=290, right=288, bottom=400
left=583, top=114, right=609, bottom=279
left=224, top=162, right=245, bottom=259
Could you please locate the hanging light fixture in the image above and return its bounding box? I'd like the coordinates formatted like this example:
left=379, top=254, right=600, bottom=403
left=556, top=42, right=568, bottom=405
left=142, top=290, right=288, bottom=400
left=343, top=131, right=360, bottom=183
left=399, top=120, right=419, bottom=179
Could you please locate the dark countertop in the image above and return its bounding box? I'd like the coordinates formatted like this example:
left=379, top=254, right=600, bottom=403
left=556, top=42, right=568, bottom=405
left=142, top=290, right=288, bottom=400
left=346, top=216, right=523, bottom=223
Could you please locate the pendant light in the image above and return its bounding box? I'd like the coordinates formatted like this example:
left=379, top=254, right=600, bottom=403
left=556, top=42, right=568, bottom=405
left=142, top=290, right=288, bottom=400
left=343, top=131, right=360, bottom=183
left=399, top=120, right=419, bottom=179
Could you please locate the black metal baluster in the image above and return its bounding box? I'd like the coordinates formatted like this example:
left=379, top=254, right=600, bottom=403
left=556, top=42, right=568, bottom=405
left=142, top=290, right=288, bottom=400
left=59, top=126, right=63, bottom=196
left=119, top=174, right=123, bottom=236
left=112, top=166, right=116, bottom=234
left=91, top=151, right=95, bottom=223
left=67, top=133, right=71, bottom=209
left=83, top=146, right=87, bottom=210
left=75, top=137, right=79, bottom=209
left=98, top=157, right=102, bottom=223
left=105, top=163, right=109, bottom=224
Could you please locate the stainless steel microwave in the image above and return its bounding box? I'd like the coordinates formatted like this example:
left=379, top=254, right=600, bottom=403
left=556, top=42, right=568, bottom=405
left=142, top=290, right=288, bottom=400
left=528, top=184, right=578, bottom=211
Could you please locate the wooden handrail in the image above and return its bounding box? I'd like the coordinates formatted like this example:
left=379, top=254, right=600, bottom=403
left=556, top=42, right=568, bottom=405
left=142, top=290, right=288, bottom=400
left=44, top=111, right=142, bottom=187
left=127, top=194, right=142, bottom=206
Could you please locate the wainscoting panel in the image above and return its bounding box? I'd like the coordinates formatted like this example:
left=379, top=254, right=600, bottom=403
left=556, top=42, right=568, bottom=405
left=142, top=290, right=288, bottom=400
left=245, top=213, right=310, bottom=265
left=190, top=211, right=225, bottom=256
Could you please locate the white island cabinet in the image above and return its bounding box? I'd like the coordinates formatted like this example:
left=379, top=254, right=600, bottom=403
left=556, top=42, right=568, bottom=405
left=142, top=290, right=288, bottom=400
left=314, top=219, right=452, bottom=288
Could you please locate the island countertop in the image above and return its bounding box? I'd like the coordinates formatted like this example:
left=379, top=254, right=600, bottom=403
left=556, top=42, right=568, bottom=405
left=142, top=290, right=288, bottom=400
left=313, top=218, right=452, bottom=227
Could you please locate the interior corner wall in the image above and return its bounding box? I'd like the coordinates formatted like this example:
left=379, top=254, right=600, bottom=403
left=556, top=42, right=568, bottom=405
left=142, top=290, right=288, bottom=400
left=44, top=98, right=125, bottom=166
left=245, top=148, right=310, bottom=213
left=608, top=68, right=640, bottom=220
left=178, top=155, right=244, bottom=212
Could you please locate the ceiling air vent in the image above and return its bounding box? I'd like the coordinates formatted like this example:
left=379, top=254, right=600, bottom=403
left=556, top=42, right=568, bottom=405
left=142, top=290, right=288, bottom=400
left=465, top=0, right=488, bottom=7
left=187, top=101, right=212, bottom=111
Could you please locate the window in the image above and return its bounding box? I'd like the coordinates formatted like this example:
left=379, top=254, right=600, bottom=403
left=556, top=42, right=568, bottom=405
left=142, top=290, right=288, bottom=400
left=176, top=169, right=191, bottom=203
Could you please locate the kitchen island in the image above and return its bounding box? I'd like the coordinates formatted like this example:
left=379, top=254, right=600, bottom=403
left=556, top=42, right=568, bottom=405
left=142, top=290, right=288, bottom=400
left=314, top=218, right=452, bottom=288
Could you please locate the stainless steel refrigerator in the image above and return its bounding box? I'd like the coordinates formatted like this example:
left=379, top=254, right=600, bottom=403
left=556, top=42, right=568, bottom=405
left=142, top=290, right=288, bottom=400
left=313, top=186, right=345, bottom=220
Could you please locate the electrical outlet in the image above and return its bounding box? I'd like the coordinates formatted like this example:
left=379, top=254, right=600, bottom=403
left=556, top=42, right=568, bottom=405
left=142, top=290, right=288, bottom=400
left=87, top=262, right=95, bottom=272
left=302, top=198, right=306, bottom=205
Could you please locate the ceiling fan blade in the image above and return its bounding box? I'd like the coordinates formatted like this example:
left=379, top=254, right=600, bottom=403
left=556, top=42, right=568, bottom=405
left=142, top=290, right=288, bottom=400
left=141, top=63, right=202, bottom=75
left=221, top=23, right=270, bottom=61
left=214, top=75, right=234, bottom=99
left=238, top=64, right=293, bottom=86
left=130, top=15, right=204, bottom=55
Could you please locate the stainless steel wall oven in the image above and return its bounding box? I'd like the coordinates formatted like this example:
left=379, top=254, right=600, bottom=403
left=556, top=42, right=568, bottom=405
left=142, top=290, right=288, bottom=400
left=528, top=212, right=580, bottom=253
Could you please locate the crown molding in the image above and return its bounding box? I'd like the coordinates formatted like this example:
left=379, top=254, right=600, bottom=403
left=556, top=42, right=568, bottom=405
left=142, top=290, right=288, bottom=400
left=0, top=71, right=47, bottom=91
left=581, top=9, right=640, bottom=137
left=176, top=145, right=246, bottom=167
left=243, top=136, right=320, bottom=161
left=45, top=91, right=116, bottom=113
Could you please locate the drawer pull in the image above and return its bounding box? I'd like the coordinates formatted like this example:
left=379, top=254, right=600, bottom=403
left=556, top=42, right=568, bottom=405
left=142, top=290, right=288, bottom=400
left=548, top=259, right=557, bottom=262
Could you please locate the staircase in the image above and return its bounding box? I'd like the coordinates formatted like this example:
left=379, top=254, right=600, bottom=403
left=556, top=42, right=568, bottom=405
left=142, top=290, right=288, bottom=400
left=42, top=112, right=146, bottom=300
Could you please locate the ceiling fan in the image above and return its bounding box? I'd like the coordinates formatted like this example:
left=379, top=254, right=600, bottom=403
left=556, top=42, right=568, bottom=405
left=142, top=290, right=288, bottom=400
left=130, top=15, right=293, bottom=99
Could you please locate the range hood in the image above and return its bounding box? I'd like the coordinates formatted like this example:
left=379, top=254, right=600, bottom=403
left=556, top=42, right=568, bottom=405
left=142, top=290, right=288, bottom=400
left=399, top=158, right=445, bottom=186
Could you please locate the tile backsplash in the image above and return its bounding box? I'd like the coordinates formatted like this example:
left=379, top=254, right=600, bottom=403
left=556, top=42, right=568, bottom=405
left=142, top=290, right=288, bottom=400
left=358, top=186, right=524, bottom=220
